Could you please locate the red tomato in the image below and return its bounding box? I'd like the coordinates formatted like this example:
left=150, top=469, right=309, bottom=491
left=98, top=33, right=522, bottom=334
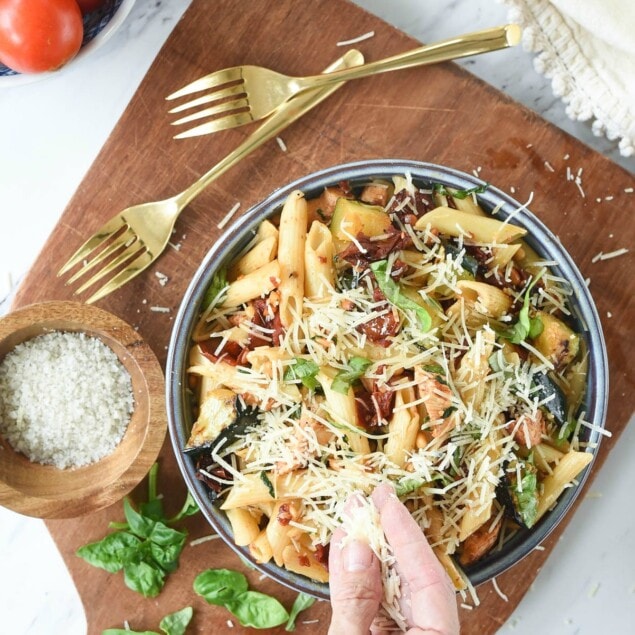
left=76, top=0, right=107, bottom=15
left=0, top=0, right=83, bottom=73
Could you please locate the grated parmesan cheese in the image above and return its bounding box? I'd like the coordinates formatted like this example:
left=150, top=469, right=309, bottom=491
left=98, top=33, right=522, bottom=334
left=0, top=332, right=133, bottom=469
left=336, top=31, right=375, bottom=46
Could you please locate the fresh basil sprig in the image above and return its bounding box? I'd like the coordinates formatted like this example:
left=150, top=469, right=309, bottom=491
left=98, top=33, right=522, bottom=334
left=103, top=606, right=193, bottom=635
left=500, top=270, right=545, bottom=344
left=370, top=260, right=432, bottom=331
left=202, top=267, right=228, bottom=310
left=194, top=569, right=290, bottom=629
left=331, top=356, right=372, bottom=394
left=432, top=182, right=489, bottom=200
left=284, top=357, right=320, bottom=390
left=77, top=463, right=199, bottom=598
left=285, top=592, right=317, bottom=631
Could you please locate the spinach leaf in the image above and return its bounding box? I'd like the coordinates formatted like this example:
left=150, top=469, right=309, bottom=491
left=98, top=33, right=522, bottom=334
left=331, top=356, right=372, bottom=394
left=285, top=592, right=316, bottom=631
left=159, top=607, right=194, bottom=635
left=226, top=591, right=290, bottom=629
left=500, top=270, right=545, bottom=344
left=370, top=260, right=432, bottom=331
left=284, top=358, right=320, bottom=390
left=193, top=568, right=249, bottom=606
left=260, top=471, right=275, bottom=498
left=102, top=606, right=193, bottom=635
left=76, top=462, right=197, bottom=598
left=432, top=182, right=489, bottom=200
left=76, top=531, right=141, bottom=573
left=202, top=268, right=228, bottom=310
left=195, top=569, right=290, bottom=629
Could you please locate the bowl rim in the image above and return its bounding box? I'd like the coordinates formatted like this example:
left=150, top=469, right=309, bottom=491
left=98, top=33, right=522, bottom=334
left=167, top=159, right=609, bottom=597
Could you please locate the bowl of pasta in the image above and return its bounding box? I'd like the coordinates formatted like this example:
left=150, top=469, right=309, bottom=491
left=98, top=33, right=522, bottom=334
left=166, top=160, right=608, bottom=601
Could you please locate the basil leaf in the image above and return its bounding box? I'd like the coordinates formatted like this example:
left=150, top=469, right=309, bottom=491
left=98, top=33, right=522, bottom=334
left=432, top=182, right=489, bottom=200
left=168, top=492, right=199, bottom=524
left=513, top=468, right=538, bottom=529
left=260, top=471, right=275, bottom=498
left=194, top=568, right=249, bottom=606
left=202, top=268, right=228, bottom=310
left=331, top=356, right=372, bottom=394
left=123, top=559, right=166, bottom=598
left=285, top=592, right=316, bottom=631
left=76, top=531, right=141, bottom=573
left=500, top=270, right=545, bottom=344
left=370, top=260, right=432, bottom=331
left=140, top=462, right=165, bottom=521
left=226, top=590, right=290, bottom=629
left=124, top=498, right=155, bottom=539
left=159, top=607, right=193, bottom=635
left=395, top=476, right=426, bottom=497
left=103, top=630, right=157, bottom=635
left=284, top=358, right=320, bottom=390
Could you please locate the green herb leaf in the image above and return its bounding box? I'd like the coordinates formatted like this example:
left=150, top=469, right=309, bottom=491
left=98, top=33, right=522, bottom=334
left=140, top=463, right=165, bottom=521
left=77, top=531, right=141, bottom=573
left=194, top=569, right=249, bottom=606
left=432, top=182, right=489, bottom=200
left=168, top=492, right=200, bottom=524
left=103, top=630, right=157, bottom=635
left=500, top=270, right=545, bottom=344
left=159, top=607, right=194, bottom=635
left=226, top=590, right=290, bottom=629
left=331, top=356, right=372, bottom=394
left=260, top=471, right=275, bottom=498
left=395, top=476, right=427, bottom=497
left=124, top=498, right=155, bottom=539
left=123, top=558, right=166, bottom=597
left=284, top=358, right=320, bottom=390
left=285, top=592, right=316, bottom=631
left=202, top=268, right=228, bottom=311
left=370, top=260, right=432, bottom=331
left=513, top=467, right=538, bottom=529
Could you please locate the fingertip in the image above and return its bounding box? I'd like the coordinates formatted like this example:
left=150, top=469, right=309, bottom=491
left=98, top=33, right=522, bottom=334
left=371, top=483, right=397, bottom=511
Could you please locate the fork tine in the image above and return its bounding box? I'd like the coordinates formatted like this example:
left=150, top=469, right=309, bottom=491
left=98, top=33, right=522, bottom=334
left=167, top=84, right=246, bottom=114
left=85, top=251, right=154, bottom=305
left=73, top=243, right=145, bottom=295
left=171, top=98, right=249, bottom=127
left=173, top=111, right=255, bottom=139
left=57, top=216, right=127, bottom=276
left=66, top=227, right=137, bottom=284
left=166, top=67, right=243, bottom=100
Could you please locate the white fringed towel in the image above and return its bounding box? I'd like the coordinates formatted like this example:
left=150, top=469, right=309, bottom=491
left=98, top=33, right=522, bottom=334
left=501, top=0, right=635, bottom=157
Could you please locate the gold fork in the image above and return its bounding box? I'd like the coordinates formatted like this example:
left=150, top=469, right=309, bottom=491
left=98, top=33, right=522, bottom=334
left=57, top=49, right=364, bottom=304
left=167, top=24, right=521, bottom=138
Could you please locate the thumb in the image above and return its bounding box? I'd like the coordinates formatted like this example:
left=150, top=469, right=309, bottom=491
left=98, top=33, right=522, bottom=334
left=329, top=531, right=382, bottom=635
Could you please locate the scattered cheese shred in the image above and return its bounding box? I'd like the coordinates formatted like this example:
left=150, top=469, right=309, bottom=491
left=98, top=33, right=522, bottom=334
left=336, top=30, right=375, bottom=46
left=217, top=202, right=241, bottom=230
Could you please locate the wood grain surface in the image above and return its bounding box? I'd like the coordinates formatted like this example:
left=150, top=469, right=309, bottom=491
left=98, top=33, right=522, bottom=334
left=10, top=0, right=634, bottom=633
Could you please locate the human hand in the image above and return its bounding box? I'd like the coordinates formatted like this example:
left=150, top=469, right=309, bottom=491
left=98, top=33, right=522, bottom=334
left=328, top=484, right=460, bottom=635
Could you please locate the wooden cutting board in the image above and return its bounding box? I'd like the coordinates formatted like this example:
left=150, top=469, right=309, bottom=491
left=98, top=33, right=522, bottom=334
left=11, top=0, right=634, bottom=633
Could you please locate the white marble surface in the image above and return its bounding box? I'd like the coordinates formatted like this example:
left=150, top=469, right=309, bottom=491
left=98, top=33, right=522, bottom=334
left=0, top=1, right=633, bottom=634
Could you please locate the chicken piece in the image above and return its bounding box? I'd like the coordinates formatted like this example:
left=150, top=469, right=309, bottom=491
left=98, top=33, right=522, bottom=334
left=306, top=185, right=351, bottom=225
left=458, top=514, right=502, bottom=566
left=415, top=367, right=455, bottom=438
left=360, top=182, right=391, bottom=207
left=275, top=409, right=334, bottom=475
left=507, top=410, right=546, bottom=449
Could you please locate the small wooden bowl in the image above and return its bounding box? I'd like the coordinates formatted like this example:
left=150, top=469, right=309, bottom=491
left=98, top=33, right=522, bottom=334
left=0, top=301, right=166, bottom=519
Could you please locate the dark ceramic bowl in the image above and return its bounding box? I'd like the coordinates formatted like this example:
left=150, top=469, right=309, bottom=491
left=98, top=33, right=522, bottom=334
left=166, top=160, right=608, bottom=597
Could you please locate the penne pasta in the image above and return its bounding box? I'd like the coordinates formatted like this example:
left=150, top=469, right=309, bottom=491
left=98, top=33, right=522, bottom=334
left=304, top=220, right=335, bottom=298
left=222, top=259, right=281, bottom=307
left=278, top=190, right=308, bottom=327
left=226, top=508, right=261, bottom=546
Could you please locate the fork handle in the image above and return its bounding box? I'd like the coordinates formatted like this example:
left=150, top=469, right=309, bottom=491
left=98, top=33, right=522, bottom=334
left=292, top=24, right=521, bottom=91
left=174, top=49, right=364, bottom=209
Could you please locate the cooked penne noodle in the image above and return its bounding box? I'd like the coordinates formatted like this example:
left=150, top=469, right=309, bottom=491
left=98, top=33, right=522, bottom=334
left=281, top=544, right=329, bottom=583
left=536, top=450, right=592, bottom=521
left=222, top=259, right=281, bottom=307
left=229, top=235, right=278, bottom=280
left=384, top=386, right=419, bottom=469
left=249, top=529, right=273, bottom=564
left=304, top=221, right=335, bottom=298
left=414, top=207, right=527, bottom=243
left=266, top=500, right=300, bottom=566
left=226, top=508, right=261, bottom=546
left=278, top=190, right=308, bottom=327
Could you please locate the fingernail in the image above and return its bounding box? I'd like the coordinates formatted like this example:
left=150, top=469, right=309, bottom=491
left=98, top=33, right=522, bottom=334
left=343, top=540, right=373, bottom=572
